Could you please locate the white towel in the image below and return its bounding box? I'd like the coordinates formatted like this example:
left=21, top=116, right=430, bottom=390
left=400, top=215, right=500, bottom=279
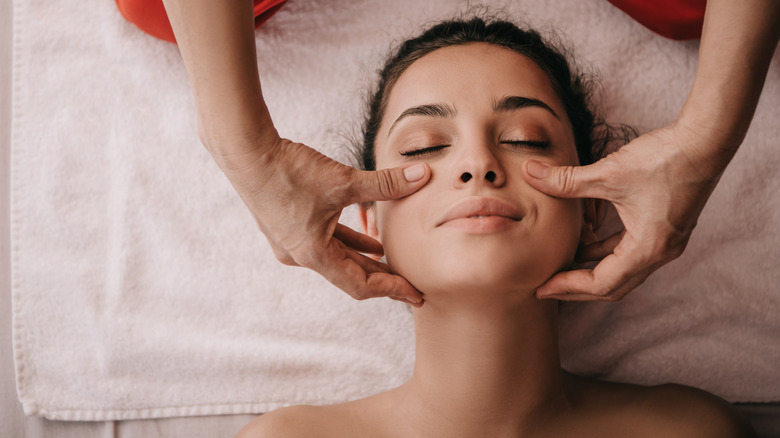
left=11, top=0, right=779, bottom=422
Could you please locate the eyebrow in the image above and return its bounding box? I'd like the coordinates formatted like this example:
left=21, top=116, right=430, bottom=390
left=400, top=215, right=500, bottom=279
left=385, top=96, right=559, bottom=138
left=493, top=95, right=559, bottom=119
left=386, top=103, right=456, bottom=137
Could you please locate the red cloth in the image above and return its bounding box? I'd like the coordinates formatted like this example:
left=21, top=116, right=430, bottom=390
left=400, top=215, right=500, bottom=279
left=118, top=0, right=705, bottom=43
left=607, top=0, right=707, bottom=40
left=115, top=0, right=288, bottom=44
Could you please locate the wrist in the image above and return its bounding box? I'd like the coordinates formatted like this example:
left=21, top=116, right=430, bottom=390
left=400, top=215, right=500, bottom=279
left=675, top=98, right=747, bottom=153
left=197, top=118, right=282, bottom=171
left=668, top=113, right=740, bottom=182
left=197, top=104, right=280, bottom=152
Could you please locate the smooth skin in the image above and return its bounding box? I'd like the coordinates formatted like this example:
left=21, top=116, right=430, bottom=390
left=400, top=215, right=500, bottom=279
left=161, top=0, right=429, bottom=306
left=236, top=43, right=755, bottom=438
left=525, top=0, right=780, bottom=301
left=162, top=0, right=778, bottom=304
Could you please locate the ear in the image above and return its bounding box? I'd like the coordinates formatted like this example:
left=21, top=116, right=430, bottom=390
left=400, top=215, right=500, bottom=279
left=359, top=205, right=382, bottom=261
left=579, top=198, right=604, bottom=246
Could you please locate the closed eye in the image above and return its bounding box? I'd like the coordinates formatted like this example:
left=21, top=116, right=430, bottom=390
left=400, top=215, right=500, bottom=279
left=501, top=140, right=550, bottom=149
left=400, top=144, right=450, bottom=157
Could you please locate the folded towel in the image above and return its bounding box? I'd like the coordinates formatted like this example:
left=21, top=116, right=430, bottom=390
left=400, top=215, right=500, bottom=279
left=12, top=0, right=779, bottom=422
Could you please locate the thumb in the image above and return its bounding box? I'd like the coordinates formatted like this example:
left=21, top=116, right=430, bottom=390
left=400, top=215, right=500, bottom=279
left=349, top=163, right=431, bottom=204
left=522, top=160, right=606, bottom=199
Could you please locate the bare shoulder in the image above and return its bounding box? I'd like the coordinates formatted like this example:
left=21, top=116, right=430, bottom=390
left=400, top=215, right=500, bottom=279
left=234, top=403, right=368, bottom=438
left=640, top=383, right=757, bottom=438
left=234, top=405, right=319, bottom=438
left=569, top=376, right=757, bottom=438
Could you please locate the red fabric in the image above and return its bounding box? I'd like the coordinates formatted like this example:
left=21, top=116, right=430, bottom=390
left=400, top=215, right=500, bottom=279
left=119, top=0, right=704, bottom=43
left=115, top=0, right=288, bottom=44
left=607, top=0, right=706, bottom=40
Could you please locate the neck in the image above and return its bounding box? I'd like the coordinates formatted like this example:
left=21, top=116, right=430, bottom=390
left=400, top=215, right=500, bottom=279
left=394, top=291, right=570, bottom=437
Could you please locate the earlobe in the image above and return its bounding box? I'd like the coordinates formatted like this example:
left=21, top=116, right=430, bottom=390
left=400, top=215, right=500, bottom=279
left=359, top=207, right=381, bottom=242
left=359, top=207, right=383, bottom=261
left=580, top=198, right=601, bottom=245
left=585, top=198, right=605, bottom=230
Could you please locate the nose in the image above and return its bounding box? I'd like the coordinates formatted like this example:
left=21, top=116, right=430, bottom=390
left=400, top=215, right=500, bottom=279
left=460, top=170, right=497, bottom=183
left=455, top=144, right=505, bottom=188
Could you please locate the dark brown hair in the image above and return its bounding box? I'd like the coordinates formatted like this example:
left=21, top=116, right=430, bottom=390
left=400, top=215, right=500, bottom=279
left=357, top=17, right=631, bottom=172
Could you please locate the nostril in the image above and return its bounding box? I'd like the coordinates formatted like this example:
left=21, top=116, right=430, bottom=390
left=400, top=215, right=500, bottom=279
left=485, top=171, right=496, bottom=183
left=461, top=172, right=472, bottom=183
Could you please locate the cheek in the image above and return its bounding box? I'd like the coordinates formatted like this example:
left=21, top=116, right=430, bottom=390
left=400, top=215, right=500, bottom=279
left=537, top=198, right=583, bottom=266
left=374, top=198, right=417, bottom=257
left=374, top=196, right=434, bottom=287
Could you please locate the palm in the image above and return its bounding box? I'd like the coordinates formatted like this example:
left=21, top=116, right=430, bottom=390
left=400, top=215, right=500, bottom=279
left=524, top=125, right=725, bottom=301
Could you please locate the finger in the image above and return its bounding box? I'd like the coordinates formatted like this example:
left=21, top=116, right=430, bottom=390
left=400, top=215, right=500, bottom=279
left=315, top=242, right=424, bottom=304
left=536, top=250, right=649, bottom=301
left=522, top=159, right=611, bottom=200
left=390, top=296, right=424, bottom=308
left=333, top=224, right=384, bottom=255
left=338, top=241, right=392, bottom=274
left=575, top=229, right=625, bottom=262
left=347, top=163, right=431, bottom=204
left=339, top=247, right=424, bottom=304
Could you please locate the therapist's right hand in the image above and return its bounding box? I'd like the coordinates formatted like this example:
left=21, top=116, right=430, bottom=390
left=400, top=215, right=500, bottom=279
left=214, top=136, right=430, bottom=307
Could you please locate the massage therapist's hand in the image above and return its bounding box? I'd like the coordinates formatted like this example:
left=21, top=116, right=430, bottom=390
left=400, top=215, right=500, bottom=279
left=216, top=136, right=429, bottom=306
left=522, top=122, right=722, bottom=301
left=523, top=0, right=779, bottom=301
left=161, top=0, right=430, bottom=305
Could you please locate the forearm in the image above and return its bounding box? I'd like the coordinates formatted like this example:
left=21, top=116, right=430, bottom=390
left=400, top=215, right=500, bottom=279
left=678, top=0, right=780, bottom=155
left=162, top=0, right=278, bottom=157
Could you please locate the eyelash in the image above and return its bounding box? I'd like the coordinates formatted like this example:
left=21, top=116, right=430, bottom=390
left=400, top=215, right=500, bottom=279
left=399, top=140, right=550, bottom=157
left=399, top=144, right=449, bottom=157
left=501, top=140, right=550, bottom=149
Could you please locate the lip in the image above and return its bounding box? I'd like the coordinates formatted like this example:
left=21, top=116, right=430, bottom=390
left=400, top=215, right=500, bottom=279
left=437, top=196, right=523, bottom=233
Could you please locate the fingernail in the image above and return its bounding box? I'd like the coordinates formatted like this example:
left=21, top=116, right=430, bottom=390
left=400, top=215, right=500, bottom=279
left=403, top=164, right=425, bottom=182
left=406, top=294, right=423, bottom=304
left=526, top=161, right=549, bottom=179
left=407, top=298, right=424, bottom=308
left=535, top=290, right=552, bottom=300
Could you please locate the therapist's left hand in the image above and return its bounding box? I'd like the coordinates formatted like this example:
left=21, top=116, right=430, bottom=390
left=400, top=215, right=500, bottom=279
left=521, top=122, right=729, bottom=301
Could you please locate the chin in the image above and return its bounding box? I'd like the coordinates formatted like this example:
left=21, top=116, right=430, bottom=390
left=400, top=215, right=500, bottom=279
left=392, top=249, right=562, bottom=298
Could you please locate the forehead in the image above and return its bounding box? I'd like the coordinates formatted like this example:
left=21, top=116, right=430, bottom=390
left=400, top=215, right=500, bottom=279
left=379, top=42, right=567, bottom=134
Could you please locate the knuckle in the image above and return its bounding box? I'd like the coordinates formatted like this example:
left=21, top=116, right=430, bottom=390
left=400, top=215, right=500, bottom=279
left=655, top=231, right=689, bottom=262
left=289, top=245, right=319, bottom=269
left=277, top=255, right=297, bottom=266
left=349, top=287, right=371, bottom=301
left=374, top=169, right=400, bottom=200
left=555, top=167, right=578, bottom=194
left=271, top=248, right=297, bottom=266
left=596, top=161, right=622, bottom=194
left=590, top=275, right=624, bottom=300
left=325, top=166, right=358, bottom=208
left=668, top=235, right=689, bottom=260
left=658, top=242, right=682, bottom=262
left=600, top=157, right=623, bottom=178
left=588, top=280, right=623, bottom=301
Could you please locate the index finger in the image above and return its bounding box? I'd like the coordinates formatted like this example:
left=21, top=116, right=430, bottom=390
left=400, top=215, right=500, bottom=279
left=334, top=224, right=384, bottom=256
left=315, top=241, right=424, bottom=305
left=535, top=251, right=651, bottom=302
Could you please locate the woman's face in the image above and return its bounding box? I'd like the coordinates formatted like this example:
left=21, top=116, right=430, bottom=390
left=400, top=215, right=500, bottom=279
left=363, top=43, right=591, bottom=299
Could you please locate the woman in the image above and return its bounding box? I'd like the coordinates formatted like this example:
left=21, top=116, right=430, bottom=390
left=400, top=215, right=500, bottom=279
left=235, top=18, right=755, bottom=438
left=149, top=0, right=778, bottom=305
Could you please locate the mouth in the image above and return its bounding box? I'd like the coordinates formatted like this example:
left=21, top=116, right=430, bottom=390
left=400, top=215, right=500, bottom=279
left=437, top=197, right=523, bottom=232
